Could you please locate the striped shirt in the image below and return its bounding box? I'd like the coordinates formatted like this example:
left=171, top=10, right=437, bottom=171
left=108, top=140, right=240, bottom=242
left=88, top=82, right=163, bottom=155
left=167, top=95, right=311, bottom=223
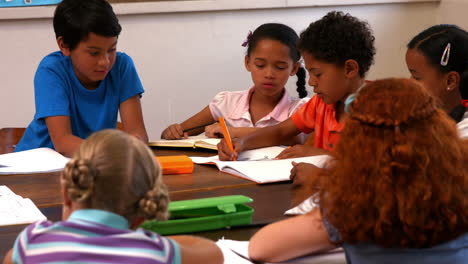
left=12, top=209, right=181, bottom=264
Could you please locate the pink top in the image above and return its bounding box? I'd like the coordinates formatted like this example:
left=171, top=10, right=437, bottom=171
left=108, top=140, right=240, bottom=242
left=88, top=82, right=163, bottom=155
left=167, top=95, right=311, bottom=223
left=209, top=87, right=309, bottom=128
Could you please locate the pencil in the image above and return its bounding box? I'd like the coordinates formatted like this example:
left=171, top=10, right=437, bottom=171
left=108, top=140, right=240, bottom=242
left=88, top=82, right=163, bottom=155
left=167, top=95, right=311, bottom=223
left=218, top=117, right=236, bottom=161
left=182, top=122, right=216, bottom=133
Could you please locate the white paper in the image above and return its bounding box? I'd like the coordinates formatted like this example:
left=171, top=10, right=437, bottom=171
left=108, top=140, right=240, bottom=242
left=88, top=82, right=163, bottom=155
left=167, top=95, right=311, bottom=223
left=217, top=239, right=346, bottom=264
left=0, top=185, right=46, bottom=226
left=191, top=155, right=330, bottom=184
left=284, top=195, right=319, bottom=215
left=0, top=148, right=70, bottom=175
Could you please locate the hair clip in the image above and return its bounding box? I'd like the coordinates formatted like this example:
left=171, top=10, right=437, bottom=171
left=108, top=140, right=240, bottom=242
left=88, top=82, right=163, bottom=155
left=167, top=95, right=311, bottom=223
left=440, top=43, right=451, bottom=66
left=241, top=30, right=253, bottom=47
left=344, top=93, right=358, bottom=113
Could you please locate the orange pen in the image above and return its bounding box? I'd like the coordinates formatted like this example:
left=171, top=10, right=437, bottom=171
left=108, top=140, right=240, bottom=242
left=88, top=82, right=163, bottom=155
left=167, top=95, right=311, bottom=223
left=218, top=117, right=236, bottom=161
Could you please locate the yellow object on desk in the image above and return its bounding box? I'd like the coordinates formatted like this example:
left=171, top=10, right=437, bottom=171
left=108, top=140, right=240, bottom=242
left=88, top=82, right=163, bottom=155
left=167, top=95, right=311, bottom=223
left=155, top=155, right=194, bottom=174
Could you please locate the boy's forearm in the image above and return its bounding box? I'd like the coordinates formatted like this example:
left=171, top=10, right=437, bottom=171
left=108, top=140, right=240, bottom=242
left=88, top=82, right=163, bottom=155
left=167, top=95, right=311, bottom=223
left=53, top=134, right=82, bottom=157
left=241, top=119, right=300, bottom=150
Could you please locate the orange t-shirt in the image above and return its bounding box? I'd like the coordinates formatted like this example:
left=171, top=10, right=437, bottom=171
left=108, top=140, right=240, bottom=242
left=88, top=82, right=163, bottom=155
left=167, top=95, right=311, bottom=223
left=291, top=95, right=343, bottom=151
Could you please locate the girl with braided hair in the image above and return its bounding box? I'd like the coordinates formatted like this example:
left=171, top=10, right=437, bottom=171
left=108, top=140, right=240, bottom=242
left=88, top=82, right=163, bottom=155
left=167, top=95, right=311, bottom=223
left=161, top=23, right=309, bottom=141
left=406, top=24, right=468, bottom=138
left=5, top=130, right=223, bottom=264
left=249, top=78, right=468, bottom=263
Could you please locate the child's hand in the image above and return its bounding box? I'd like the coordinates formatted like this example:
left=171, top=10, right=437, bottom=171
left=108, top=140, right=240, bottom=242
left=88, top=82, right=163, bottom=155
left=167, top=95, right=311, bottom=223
left=276, top=145, right=327, bottom=159
left=204, top=123, right=224, bottom=138
left=217, top=138, right=243, bottom=161
left=290, top=161, right=321, bottom=186
left=161, top=124, right=187, bottom=139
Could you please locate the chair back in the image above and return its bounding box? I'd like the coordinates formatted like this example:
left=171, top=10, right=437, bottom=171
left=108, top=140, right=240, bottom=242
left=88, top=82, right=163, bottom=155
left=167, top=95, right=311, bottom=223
left=0, top=127, right=25, bottom=154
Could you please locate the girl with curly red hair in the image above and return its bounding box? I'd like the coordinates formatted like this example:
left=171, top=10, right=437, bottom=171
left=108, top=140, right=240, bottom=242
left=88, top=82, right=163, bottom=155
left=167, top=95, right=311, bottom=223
left=249, top=78, right=468, bottom=263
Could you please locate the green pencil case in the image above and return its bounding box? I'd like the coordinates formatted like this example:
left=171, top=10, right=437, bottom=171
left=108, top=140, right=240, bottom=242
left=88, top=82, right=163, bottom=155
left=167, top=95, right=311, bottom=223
left=141, top=195, right=253, bottom=235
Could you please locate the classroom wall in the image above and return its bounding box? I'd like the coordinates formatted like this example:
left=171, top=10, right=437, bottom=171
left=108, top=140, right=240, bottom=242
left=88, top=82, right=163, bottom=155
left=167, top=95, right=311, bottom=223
left=437, top=0, right=468, bottom=28
left=0, top=2, right=439, bottom=139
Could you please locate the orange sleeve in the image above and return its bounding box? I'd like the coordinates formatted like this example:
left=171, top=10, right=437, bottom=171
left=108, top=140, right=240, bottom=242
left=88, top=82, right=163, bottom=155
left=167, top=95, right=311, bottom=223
left=291, top=95, right=319, bottom=134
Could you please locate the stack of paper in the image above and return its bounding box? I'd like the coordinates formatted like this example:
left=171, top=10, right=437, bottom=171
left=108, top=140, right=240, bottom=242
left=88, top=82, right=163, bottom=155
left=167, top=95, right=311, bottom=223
left=0, top=185, right=46, bottom=226
left=0, top=148, right=70, bottom=175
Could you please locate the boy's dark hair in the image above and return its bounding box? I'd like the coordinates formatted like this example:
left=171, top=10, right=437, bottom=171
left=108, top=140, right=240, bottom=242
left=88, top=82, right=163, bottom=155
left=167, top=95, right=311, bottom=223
left=298, top=11, right=375, bottom=77
left=245, top=23, right=307, bottom=98
left=408, top=24, right=468, bottom=101
left=53, top=0, right=122, bottom=51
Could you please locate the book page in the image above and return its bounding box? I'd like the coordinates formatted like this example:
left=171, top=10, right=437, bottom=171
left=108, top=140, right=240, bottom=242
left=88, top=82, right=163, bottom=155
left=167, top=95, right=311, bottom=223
left=284, top=195, right=318, bottom=215
left=191, top=154, right=331, bottom=184
left=237, top=146, right=286, bottom=161
left=217, top=155, right=330, bottom=184
left=0, top=148, right=70, bottom=175
left=149, top=135, right=220, bottom=149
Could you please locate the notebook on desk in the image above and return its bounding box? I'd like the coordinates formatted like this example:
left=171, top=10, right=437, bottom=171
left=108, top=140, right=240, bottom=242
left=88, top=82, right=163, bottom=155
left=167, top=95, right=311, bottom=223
left=0, top=148, right=70, bottom=175
left=191, top=148, right=330, bottom=184
left=149, top=136, right=220, bottom=150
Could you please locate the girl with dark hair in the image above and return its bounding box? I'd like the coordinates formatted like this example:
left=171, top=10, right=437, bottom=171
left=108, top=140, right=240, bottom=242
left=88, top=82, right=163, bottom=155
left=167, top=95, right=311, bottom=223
left=406, top=24, right=468, bottom=138
left=161, top=23, right=309, bottom=141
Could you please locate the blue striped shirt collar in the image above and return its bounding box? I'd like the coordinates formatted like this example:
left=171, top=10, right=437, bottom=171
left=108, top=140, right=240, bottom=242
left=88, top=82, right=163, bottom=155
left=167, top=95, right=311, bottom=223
left=69, top=209, right=129, bottom=230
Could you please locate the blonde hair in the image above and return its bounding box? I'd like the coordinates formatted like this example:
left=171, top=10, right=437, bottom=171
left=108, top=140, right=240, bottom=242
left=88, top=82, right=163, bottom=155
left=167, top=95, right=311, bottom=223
left=61, top=129, right=169, bottom=221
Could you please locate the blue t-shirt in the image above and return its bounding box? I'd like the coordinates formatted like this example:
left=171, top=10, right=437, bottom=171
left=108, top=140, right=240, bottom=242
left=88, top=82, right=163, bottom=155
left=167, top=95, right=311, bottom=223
left=324, top=219, right=468, bottom=264
left=16, top=51, right=144, bottom=152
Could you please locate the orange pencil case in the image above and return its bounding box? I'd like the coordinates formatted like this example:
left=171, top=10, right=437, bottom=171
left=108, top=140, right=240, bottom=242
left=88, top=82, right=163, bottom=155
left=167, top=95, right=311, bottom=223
left=155, top=155, right=194, bottom=175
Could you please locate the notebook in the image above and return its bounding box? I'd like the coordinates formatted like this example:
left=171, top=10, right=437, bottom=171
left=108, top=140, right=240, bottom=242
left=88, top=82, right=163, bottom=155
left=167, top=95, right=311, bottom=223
left=191, top=150, right=330, bottom=184
left=0, top=148, right=70, bottom=175
left=216, top=239, right=346, bottom=264
left=148, top=135, right=220, bottom=150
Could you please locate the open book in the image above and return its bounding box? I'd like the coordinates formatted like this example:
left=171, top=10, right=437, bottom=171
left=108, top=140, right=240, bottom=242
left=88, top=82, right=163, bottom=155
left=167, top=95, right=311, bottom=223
left=148, top=136, right=220, bottom=150
left=191, top=149, right=330, bottom=184
left=0, top=185, right=47, bottom=226
left=0, top=148, right=70, bottom=175
left=216, top=239, right=345, bottom=264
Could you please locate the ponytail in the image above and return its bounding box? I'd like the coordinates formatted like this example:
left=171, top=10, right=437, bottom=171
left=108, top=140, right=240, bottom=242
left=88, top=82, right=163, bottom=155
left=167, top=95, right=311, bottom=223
left=296, top=67, right=307, bottom=98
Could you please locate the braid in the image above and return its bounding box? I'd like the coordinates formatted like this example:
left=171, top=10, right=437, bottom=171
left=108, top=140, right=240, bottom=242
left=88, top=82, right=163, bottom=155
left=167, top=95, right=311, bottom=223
left=62, top=159, right=97, bottom=203
left=137, top=182, right=170, bottom=221
left=295, top=67, right=307, bottom=98
left=350, top=93, right=437, bottom=128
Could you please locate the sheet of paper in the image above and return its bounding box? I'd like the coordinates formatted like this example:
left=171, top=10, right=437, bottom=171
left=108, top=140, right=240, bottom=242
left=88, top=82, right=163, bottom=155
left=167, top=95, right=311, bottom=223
left=284, top=195, right=319, bottom=215
left=216, top=240, right=253, bottom=264
left=217, top=239, right=346, bottom=264
left=191, top=154, right=330, bottom=184
left=0, top=185, right=46, bottom=226
left=0, top=148, right=69, bottom=175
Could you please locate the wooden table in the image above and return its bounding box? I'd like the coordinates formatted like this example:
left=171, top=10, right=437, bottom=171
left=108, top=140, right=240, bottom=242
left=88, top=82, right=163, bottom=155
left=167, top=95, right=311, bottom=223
left=0, top=147, right=294, bottom=259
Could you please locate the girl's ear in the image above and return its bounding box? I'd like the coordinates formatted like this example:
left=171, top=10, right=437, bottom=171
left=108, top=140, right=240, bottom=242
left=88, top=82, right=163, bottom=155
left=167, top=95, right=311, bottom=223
left=290, top=61, right=300, bottom=76
left=244, top=55, right=252, bottom=72
left=57, top=36, right=71, bottom=56
left=446, top=71, right=460, bottom=92
left=344, top=59, right=360, bottom=78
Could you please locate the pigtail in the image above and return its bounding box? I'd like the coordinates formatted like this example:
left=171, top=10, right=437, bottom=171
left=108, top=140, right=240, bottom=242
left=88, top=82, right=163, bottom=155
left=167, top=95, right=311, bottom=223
left=137, top=182, right=170, bottom=221
left=296, top=66, right=307, bottom=98
left=62, top=159, right=97, bottom=203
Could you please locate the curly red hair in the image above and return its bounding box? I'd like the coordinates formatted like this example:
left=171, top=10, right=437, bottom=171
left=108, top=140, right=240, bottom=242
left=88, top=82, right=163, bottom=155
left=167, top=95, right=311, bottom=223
left=318, top=78, right=468, bottom=248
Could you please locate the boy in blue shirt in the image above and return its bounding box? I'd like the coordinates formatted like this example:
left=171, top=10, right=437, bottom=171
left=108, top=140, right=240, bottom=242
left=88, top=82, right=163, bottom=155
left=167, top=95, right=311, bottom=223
left=16, top=0, right=148, bottom=157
